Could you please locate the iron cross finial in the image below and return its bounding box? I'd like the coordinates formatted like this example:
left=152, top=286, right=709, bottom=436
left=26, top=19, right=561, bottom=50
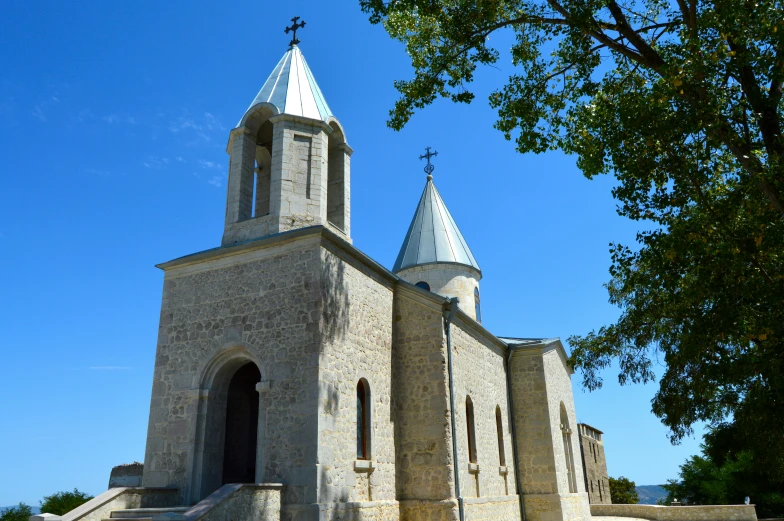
left=284, top=16, right=306, bottom=47
left=419, top=146, right=438, bottom=178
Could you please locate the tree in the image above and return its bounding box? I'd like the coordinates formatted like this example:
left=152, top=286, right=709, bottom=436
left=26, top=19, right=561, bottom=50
left=0, top=504, right=32, bottom=521
left=662, top=430, right=784, bottom=517
left=39, top=489, right=93, bottom=516
left=361, top=0, right=784, bottom=479
left=610, top=476, right=640, bottom=504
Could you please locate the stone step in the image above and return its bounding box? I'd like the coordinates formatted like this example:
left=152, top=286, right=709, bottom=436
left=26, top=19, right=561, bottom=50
left=109, top=507, right=189, bottom=519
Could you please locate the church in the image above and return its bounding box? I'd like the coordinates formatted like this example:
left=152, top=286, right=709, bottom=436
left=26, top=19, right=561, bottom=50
left=67, top=25, right=593, bottom=521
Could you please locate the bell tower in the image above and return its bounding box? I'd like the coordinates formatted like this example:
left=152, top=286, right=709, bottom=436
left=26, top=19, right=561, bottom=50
left=222, top=29, right=352, bottom=246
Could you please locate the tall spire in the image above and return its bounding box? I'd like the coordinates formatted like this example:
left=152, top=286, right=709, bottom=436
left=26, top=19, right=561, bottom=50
left=393, top=154, right=480, bottom=273
left=239, top=44, right=333, bottom=125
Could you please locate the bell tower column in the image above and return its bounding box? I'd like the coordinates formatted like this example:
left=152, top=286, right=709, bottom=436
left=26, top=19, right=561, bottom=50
left=268, top=114, right=331, bottom=234
left=225, top=127, right=256, bottom=226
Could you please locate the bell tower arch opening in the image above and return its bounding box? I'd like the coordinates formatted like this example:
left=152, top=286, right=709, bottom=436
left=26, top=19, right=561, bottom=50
left=327, top=119, right=350, bottom=234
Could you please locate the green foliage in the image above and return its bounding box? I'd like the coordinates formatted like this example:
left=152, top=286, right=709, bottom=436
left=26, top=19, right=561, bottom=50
left=0, top=504, right=32, bottom=521
left=663, top=430, right=784, bottom=517
left=610, top=476, right=640, bottom=504
left=39, top=489, right=93, bottom=516
left=361, top=0, right=784, bottom=480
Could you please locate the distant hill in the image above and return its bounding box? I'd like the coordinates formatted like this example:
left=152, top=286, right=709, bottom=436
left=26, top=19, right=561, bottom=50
left=637, top=485, right=668, bottom=505
left=1, top=505, right=41, bottom=515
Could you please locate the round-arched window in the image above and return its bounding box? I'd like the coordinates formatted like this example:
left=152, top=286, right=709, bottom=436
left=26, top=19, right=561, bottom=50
left=474, top=287, right=481, bottom=323
left=415, top=281, right=430, bottom=291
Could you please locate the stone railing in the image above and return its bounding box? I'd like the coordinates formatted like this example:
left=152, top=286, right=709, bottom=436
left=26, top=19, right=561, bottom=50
left=153, top=484, right=282, bottom=521
left=30, top=487, right=178, bottom=521
left=591, top=503, right=758, bottom=521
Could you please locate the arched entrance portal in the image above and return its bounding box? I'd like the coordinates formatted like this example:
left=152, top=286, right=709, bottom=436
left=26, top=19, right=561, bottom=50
left=222, top=362, right=260, bottom=484
left=194, top=356, right=263, bottom=502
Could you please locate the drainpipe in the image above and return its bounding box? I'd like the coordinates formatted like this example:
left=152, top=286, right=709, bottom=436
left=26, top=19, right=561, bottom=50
left=443, top=297, right=465, bottom=521
left=505, top=347, right=527, bottom=521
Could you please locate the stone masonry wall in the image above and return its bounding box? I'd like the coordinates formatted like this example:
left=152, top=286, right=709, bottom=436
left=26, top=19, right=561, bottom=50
left=450, top=320, right=518, bottom=503
left=541, top=348, right=585, bottom=497
left=392, top=291, right=454, bottom=504
left=270, top=116, right=329, bottom=235
left=508, top=350, right=558, bottom=497
left=316, top=243, right=397, bottom=508
left=578, top=426, right=610, bottom=504
left=591, top=504, right=758, bottom=521
left=541, top=347, right=591, bottom=521
left=196, top=485, right=281, bottom=521
left=142, top=234, right=324, bottom=506
left=396, top=265, right=480, bottom=321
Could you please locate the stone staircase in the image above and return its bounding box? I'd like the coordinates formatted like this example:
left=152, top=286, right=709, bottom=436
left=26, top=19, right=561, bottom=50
left=103, top=506, right=190, bottom=521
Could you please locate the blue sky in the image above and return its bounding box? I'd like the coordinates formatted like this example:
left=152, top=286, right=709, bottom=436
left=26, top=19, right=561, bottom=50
left=0, top=0, right=703, bottom=506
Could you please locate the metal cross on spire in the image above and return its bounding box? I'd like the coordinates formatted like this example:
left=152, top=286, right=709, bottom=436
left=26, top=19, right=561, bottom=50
left=285, top=16, right=306, bottom=47
left=419, top=146, right=438, bottom=179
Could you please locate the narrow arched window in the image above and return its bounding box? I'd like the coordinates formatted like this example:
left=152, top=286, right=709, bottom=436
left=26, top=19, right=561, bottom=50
left=357, top=379, right=371, bottom=460
left=560, top=403, right=577, bottom=493
left=495, top=406, right=506, bottom=466
left=415, top=281, right=430, bottom=291
left=466, top=396, right=477, bottom=464
left=474, top=287, right=481, bottom=323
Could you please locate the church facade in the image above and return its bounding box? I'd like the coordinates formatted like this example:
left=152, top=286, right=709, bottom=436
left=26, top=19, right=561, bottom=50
left=139, top=40, right=592, bottom=521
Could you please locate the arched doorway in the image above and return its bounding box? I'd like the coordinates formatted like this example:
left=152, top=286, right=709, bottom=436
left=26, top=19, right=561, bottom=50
left=221, top=362, right=261, bottom=484
left=195, top=356, right=263, bottom=501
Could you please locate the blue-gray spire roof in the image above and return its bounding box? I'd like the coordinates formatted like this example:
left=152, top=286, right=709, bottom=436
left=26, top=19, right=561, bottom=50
left=393, top=177, right=481, bottom=274
left=241, top=45, right=333, bottom=125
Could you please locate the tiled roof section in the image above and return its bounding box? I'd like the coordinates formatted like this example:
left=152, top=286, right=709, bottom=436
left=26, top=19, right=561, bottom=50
left=240, top=46, right=333, bottom=125
left=393, top=178, right=480, bottom=273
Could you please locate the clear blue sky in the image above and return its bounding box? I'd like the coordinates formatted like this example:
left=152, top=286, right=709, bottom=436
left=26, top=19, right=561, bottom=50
left=0, top=0, right=703, bottom=506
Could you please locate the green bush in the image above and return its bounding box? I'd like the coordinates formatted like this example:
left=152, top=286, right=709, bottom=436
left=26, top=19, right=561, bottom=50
left=0, top=504, right=33, bottom=521
left=39, top=489, right=93, bottom=516
left=610, top=476, right=640, bottom=504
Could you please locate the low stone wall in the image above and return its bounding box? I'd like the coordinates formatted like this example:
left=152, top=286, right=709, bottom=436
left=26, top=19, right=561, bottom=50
left=181, top=484, right=282, bottom=521
left=463, top=495, right=522, bottom=521
left=591, top=504, right=758, bottom=521
left=108, top=463, right=144, bottom=488
left=56, top=487, right=177, bottom=521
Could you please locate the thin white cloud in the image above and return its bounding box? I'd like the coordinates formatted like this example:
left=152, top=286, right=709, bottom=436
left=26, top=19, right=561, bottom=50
left=143, top=156, right=168, bottom=169
left=198, top=159, right=221, bottom=169
left=32, top=105, right=46, bottom=122
left=103, top=114, right=120, bottom=124
left=176, top=156, right=185, bottom=163
left=208, top=176, right=222, bottom=187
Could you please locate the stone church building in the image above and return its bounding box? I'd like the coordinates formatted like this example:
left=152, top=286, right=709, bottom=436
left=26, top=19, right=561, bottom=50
left=131, top=39, right=592, bottom=521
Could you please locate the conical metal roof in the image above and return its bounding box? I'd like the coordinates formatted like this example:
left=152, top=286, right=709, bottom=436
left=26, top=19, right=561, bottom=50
left=393, top=177, right=481, bottom=274
left=241, top=45, right=333, bottom=124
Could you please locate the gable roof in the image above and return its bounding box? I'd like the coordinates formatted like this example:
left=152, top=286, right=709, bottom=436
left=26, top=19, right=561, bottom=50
left=240, top=45, right=333, bottom=125
left=393, top=177, right=480, bottom=274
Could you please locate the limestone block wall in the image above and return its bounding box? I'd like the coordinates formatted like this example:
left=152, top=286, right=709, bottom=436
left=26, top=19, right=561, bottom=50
left=142, top=234, right=324, bottom=506
left=508, top=349, right=558, bottom=497
left=193, top=484, right=282, bottom=521
left=577, top=425, right=610, bottom=504
left=450, top=319, right=518, bottom=502
left=541, top=347, right=585, bottom=497
left=541, top=345, right=591, bottom=521
left=591, top=504, right=758, bottom=521
left=269, top=115, right=329, bottom=235
left=391, top=290, right=454, bottom=503
left=315, top=243, right=397, bottom=507
left=396, top=265, right=481, bottom=321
